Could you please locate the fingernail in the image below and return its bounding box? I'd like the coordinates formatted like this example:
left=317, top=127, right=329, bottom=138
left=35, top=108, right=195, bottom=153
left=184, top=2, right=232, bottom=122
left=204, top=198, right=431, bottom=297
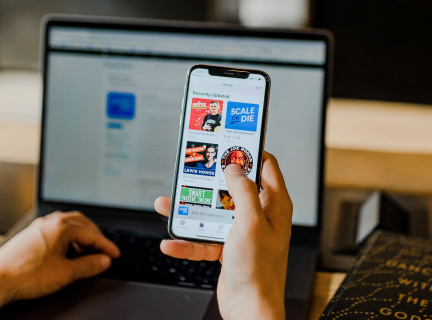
left=160, top=240, right=168, bottom=254
left=100, top=255, right=111, bottom=269
left=226, top=164, right=245, bottom=175
left=161, top=239, right=170, bottom=248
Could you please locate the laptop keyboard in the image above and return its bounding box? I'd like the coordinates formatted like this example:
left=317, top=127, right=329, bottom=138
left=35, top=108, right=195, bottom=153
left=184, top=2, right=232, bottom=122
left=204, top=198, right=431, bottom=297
left=100, top=228, right=221, bottom=290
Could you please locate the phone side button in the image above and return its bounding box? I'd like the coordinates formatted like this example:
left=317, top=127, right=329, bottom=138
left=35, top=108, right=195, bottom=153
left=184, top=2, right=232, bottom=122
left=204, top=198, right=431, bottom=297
left=265, top=111, right=269, bottom=132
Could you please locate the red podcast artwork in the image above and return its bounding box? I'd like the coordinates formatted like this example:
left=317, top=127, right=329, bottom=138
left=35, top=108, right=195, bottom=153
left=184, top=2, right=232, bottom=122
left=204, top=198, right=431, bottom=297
left=189, top=98, right=224, bottom=132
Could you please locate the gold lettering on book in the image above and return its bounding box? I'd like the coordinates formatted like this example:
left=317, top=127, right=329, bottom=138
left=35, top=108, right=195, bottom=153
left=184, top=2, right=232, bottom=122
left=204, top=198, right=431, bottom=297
left=399, top=277, right=432, bottom=290
left=397, top=294, right=431, bottom=306
left=421, top=299, right=429, bottom=307
left=386, top=260, right=432, bottom=276
left=380, top=308, right=429, bottom=319
left=406, top=296, right=418, bottom=304
left=380, top=308, right=392, bottom=315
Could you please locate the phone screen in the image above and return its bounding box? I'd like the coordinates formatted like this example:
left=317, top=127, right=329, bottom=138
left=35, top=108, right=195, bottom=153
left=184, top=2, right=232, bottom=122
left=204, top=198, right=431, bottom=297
left=169, top=65, right=270, bottom=243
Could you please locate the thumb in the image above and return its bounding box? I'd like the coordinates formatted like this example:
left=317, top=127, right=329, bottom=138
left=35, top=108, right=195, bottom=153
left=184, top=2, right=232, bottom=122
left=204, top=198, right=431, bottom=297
left=224, top=164, right=264, bottom=223
left=68, top=254, right=112, bottom=281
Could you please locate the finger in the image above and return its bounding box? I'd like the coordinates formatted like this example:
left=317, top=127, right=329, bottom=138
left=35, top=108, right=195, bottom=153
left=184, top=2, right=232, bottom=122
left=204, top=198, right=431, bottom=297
left=46, top=211, right=102, bottom=233
left=154, top=197, right=171, bottom=217
left=62, top=212, right=101, bottom=232
left=68, top=225, right=120, bottom=258
left=260, top=152, right=289, bottom=194
left=224, top=164, right=264, bottom=223
left=259, top=152, right=293, bottom=221
left=160, top=240, right=221, bottom=261
left=68, top=254, right=112, bottom=281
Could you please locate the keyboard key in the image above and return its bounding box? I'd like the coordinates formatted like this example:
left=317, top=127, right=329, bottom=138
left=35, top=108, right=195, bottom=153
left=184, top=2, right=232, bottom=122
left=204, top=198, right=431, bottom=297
left=178, top=282, right=196, bottom=287
left=200, top=284, right=214, bottom=289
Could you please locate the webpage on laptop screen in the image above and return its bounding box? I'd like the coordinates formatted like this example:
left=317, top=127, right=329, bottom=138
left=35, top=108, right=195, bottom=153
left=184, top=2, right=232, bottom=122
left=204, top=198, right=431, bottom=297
left=42, top=27, right=325, bottom=227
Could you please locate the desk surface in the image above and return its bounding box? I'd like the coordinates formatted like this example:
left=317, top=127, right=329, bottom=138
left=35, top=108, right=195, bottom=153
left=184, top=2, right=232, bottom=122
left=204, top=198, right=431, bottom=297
left=308, top=272, right=346, bottom=320
left=326, top=99, right=432, bottom=195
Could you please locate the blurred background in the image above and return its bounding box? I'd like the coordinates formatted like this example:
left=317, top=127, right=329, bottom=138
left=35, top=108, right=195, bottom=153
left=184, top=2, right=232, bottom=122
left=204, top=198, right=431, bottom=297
left=1, top=0, right=432, bottom=271
left=2, top=0, right=432, bottom=105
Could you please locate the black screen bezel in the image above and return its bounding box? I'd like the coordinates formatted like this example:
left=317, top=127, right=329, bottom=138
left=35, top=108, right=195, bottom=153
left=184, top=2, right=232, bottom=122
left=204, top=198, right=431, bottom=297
left=168, top=64, right=271, bottom=245
left=38, top=15, right=332, bottom=244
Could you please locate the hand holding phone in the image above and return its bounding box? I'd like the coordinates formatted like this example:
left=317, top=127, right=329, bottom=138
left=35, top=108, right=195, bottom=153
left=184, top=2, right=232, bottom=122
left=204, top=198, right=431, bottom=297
left=168, top=64, right=271, bottom=244
left=156, top=152, right=293, bottom=319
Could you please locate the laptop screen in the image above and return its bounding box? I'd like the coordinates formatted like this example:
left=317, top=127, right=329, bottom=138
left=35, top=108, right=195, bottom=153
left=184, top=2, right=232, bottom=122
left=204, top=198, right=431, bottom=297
left=41, top=23, right=328, bottom=227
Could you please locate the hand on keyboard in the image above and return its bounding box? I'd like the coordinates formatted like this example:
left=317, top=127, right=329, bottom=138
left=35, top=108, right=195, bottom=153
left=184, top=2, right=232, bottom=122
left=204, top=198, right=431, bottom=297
left=0, top=212, right=120, bottom=307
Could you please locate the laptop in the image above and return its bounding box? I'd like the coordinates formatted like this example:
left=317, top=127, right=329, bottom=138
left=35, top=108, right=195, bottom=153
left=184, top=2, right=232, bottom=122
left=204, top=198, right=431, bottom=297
left=0, top=15, right=332, bottom=320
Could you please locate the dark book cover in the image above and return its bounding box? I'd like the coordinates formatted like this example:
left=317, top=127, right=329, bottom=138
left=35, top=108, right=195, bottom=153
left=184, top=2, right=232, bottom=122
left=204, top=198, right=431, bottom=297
left=320, top=231, right=432, bottom=320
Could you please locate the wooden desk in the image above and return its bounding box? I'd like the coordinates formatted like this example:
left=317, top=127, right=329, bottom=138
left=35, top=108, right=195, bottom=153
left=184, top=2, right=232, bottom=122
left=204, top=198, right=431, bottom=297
left=325, top=99, right=432, bottom=195
left=308, top=272, right=346, bottom=320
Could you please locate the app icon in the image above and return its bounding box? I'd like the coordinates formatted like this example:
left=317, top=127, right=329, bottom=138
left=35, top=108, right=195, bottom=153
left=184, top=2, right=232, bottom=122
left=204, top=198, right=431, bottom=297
left=180, top=220, right=185, bottom=225
left=218, top=224, right=224, bottom=230
left=107, top=92, right=136, bottom=120
left=199, top=222, right=204, bottom=228
left=178, top=206, right=189, bottom=215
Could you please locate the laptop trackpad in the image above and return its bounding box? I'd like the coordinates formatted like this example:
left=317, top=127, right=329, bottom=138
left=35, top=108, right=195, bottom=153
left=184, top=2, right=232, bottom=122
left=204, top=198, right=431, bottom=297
left=27, top=278, right=214, bottom=320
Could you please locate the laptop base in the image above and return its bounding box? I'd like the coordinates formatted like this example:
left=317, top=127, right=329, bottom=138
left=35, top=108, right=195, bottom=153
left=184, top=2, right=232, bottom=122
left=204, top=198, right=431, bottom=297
left=285, top=245, right=319, bottom=320
left=0, top=243, right=317, bottom=320
left=0, top=279, right=217, bottom=320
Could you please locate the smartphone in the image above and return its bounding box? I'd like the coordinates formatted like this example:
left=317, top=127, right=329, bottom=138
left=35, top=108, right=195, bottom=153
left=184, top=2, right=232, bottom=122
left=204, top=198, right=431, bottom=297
left=168, top=64, right=271, bottom=245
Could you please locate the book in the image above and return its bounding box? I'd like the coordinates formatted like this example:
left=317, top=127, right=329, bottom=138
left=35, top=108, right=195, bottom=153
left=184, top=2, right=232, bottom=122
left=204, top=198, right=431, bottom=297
left=319, top=231, right=432, bottom=320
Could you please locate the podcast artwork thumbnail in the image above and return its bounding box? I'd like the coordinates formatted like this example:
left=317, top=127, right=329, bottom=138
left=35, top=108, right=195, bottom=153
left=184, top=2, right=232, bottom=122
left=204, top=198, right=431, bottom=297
left=220, top=146, right=253, bottom=175
left=216, top=189, right=235, bottom=211
left=179, top=185, right=213, bottom=208
left=183, top=141, right=218, bottom=177
left=189, top=98, right=224, bottom=132
left=225, top=101, right=259, bottom=132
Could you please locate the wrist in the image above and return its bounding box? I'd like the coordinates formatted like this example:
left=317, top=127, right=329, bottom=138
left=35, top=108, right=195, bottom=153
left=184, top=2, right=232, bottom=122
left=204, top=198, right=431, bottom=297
left=227, top=290, right=285, bottom=320
left=0, top=260, right=17, bottom=307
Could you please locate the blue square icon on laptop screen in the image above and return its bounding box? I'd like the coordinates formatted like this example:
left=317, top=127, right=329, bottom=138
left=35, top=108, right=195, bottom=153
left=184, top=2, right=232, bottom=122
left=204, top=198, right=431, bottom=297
left=107, top=92, right=136, bottom=120
left=225, top=101, right=259, bottom=132
left=178, top=207, right=189, bottom=216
